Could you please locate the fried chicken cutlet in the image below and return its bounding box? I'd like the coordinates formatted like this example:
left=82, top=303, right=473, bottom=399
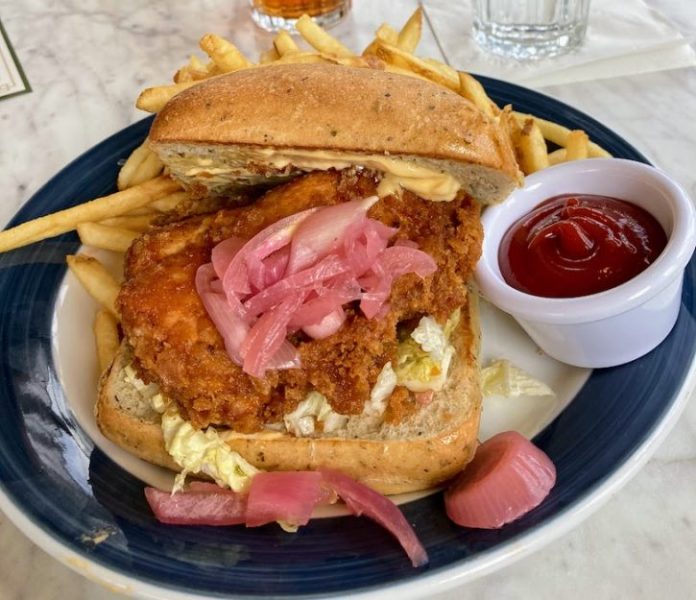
left=118, top=170, right=482, bottom=433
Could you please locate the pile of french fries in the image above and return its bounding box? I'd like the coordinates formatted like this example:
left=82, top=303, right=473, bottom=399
left=136, top=9, right=610, bottom=174
left=0, top=8, right=612, bottom=374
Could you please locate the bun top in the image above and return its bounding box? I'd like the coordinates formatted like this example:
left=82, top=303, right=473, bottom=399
left=149, top=63, right=521, bottom=203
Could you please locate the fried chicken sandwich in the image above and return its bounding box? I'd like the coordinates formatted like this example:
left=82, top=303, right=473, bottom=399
left=96, top=63, right=521, bottom=495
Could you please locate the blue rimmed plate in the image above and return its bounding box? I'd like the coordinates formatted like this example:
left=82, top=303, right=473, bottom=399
left=0, top=78, right=695, bottom=599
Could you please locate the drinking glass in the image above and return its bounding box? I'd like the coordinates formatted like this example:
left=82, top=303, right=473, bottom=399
left=472, top=0, right=591, bottom=60
left=250, top=0, right=351, bottom=32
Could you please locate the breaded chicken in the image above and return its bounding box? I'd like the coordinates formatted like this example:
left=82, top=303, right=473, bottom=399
left=118, top=170, right=482, bottom=432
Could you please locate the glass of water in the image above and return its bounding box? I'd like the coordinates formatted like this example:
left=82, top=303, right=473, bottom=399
left=472, top=0, right=591, bottom=60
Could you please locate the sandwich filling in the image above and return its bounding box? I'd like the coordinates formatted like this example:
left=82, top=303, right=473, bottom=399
left=118, top=169, right=482, bottom=434
left=170, top=147, right=462, bottom=202
left=116, top=305, right=460, bottom=494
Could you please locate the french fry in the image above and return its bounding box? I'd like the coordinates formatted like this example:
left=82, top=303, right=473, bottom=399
left=123, top=206, right=158, bottom=217
left=515, top=119, right=550, bottom=174
left=188, top=54, right=207, bottom=72
left=174, top=55, right=210, bottom=83
left=513, top=112, right=611, bottom=158
left=66, top=255, right=120, bottom=318
left=382, top=63, right=433, bottom=84
left=273, top=31, right=300, bottom=57
left=0, top=176, right=181, bottom=253
left=368, top=40, right=459, bottom=91
left=260, top=48, right=280, bottom=63
left=565, top=130, right=589, bottom=161
left=323, top=54, right=374, bottom=68
left=207, top=60, right=223, bottom=75
left=424, top=59, right=459, bottom=85
left=98, top=214, right=156, bottom=232
left=546, top=131, right=589, bottom=166
left=270, top=52, right=328, bottom=66
left=295, top=14, right=353, bottom=57
left=458, top=71, right=498, bottom=118
left=199, top=33, right=252, bottom=72
left=396, top=7, right=423, bottom=52
left=362, top=23, right=398, bottom=56
left=77, top=222, right=140, bottom=253
left=136, top=81, right=199, bottom=113
left=267, top=52, right=370, bottom=69
left=173, top=69, right=195, bottom=83
left=93, top=309, right=120, bottom=373
left=117, top=142, right=164, bottom=191
left=376, top=23, right=399, bottom=45
left=148, top=190, right=190, bottom=213
left=547, top=148, right=566, bottom=165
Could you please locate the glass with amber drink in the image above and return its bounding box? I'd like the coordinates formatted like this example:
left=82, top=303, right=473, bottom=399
left=250, top=0, right=350, bottom=31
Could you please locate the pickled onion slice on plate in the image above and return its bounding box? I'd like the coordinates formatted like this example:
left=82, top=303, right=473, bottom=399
left=444, top=431, right=556, bottom=529
left=320, top=468, right=429, bottom=568
left=145, top=470, right=427, bottom=567
left=144, top=486, right=247, bottom=526
left=246, top=471, right=326, bottom=528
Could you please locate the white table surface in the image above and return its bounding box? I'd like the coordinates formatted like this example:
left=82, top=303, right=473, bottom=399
left=0, top=1, right=695, bottom=598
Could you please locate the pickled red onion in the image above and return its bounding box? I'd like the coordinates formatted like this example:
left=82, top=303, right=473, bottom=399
left=301, top=307, right=346, bottom=339
left=144, top=486, right=247, bottom=526
left=246, top=471, right=325, bottom=528
left=288, top=289, right=360, bottom=330
left=287, top=196, right=379, bottom=274
left=212, top=236, right=245, bottom=280
left=195, top=198, right=437, bottom=378
left=444, top=431, right=556, bottom=529
left=243, top=255, right=350, bottom=318
left=223, top=210, right=317, bottom=296
left=319, top=468, right=429, bottom=568
left=240, top=292, right=305, bottom=379
left=196, top=264, right=248, bottom=364
left=145, top=469, right=428, bottom=567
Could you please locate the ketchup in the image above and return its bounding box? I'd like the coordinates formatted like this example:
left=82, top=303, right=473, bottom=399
left=499, top=194, right=667, bottom=298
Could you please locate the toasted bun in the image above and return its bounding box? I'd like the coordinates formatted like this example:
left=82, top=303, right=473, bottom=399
left=96, top=294, right=481, bottom=495
left=148, top=64, right=520, bottom=204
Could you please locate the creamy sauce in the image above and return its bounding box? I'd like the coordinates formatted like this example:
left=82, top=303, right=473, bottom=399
left=185, top=148, right=461, bottom=202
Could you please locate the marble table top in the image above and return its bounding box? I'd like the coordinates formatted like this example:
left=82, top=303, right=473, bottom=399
left=0, top=1, right=694, bottom=598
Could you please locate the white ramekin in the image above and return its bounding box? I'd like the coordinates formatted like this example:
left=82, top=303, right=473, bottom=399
left=475, top=158, right=696, bottom=368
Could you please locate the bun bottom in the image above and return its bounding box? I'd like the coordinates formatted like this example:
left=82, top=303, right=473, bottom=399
left=96, top=295, right=481, bottom=495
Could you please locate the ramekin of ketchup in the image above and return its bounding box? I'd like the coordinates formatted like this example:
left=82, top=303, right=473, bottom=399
left=499, top=194, right=667, bottom=298
left=476, top=159, right=696, bottom=368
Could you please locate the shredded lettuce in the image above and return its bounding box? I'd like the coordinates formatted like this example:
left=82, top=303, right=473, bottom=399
left=363, top=361, right=397, bottom=416
left=481, top=359, right=555, bottom=398
left=410, top=316, right=448, bottom=362
left=284, top=391, right=348, bottom=436
left=151, top=394, right=259, bottom=493
left=394, top=310, right=459, bottom=392
left=125, top=366, right=258, bottom=495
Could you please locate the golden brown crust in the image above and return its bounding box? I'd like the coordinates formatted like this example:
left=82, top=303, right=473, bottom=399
left=148, top=63, right=519, bottom=182
left=95, top=293, right=481, bottom=495
left=118, top=170, right=482, bottom=432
